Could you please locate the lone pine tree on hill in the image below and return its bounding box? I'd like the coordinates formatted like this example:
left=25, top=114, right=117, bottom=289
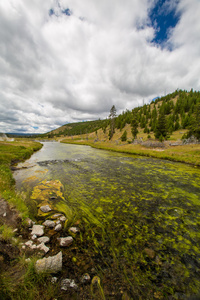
left=109, top=105, right=117, bottom=140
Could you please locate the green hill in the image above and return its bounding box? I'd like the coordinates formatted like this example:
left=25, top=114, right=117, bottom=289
left=43, top=89, right=200, bottom=142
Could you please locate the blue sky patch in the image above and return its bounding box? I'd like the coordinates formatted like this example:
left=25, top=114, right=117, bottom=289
left=149, top=0, right=180, bottom=46
left=49, top=7, right=72, bottom=17
left=32, top=126, right=39, bottom=130
left=49, top=8, right=54, bottom=16
left=62, top=8, right=72, bottom=16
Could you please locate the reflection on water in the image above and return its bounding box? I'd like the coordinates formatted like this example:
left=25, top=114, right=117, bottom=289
left=14, top=142, right=200, bottom=298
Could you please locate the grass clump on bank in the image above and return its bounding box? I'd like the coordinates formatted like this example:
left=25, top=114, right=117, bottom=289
left=0, top=140, right=42, bottom=219
left=0, top=224, right=15, bottom=242
left=0, top=256, right=59, bottom=300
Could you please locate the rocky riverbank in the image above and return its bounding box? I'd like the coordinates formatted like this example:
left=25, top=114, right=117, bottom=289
left=0, top=180, right=102, bottom=299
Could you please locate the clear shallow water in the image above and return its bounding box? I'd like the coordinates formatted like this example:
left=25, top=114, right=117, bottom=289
left=14, top=142, right=200, bottom=299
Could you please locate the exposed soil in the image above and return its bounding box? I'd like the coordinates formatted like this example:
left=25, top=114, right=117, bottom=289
left=0, top=198, right=21, bottom=270
left=0, top=198, right=20, bottom=228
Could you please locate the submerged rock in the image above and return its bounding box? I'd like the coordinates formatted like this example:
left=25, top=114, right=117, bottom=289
left=31, top=225, right=44, bottom=237
left=58, top=236, right=73, bottom=247
left=51, top=213, right=63, bottom=219
left=61, top=278, right=78, bottom=291
left=35, top=251, right=62, bottom=273
left=144, top=248, right=156, bottom=259
left=69, top=227, right=79, bottom=234
left=81, top=273, right=91, bottom=284
left=51, top=277, right=58, bottom=284
left=60, top=216, right=67, bottom=222
left=40, top=205, right=52, bottom=213
left=43, top=220, right=55, bottom=228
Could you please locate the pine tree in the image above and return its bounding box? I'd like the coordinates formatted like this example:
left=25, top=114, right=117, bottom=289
left=109, top=105, right=117, bottom=140
left=154, top=112, right=168, bottom=140
left=188, top=103, right=200, bottom=140
left=174, top=120, right=180, bottom=131
left=131, top=115, right=138, bottom=140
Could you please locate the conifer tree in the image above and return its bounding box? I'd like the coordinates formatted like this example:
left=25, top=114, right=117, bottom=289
left=109, top=105, right=117, bottom=140
left=188, top=103, right=200, bottom=140
left=154, top=112, right=168, bottom=140
left=131, top=115, right=138, bottom=140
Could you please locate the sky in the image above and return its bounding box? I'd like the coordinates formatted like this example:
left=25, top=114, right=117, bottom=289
left=0, top=0, right=200, bottom=134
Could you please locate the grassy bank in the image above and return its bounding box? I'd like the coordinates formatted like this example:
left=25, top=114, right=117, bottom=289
left=61, top=138, right=200, bottom=167
left=0, top=140, right=42, bottom=219
left=0, top=140, right=54, bottom=300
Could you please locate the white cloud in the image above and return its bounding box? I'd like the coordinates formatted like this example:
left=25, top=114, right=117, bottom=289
left=0, top=0, right=199, bottom=133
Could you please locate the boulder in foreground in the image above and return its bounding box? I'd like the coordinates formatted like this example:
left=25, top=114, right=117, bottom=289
left=35, top=251, right=62, bottom=273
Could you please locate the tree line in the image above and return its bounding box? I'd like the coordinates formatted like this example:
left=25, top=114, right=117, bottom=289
left=109, top=89, right=200, bottom=142
left=44, top=89, right=200, bottom=141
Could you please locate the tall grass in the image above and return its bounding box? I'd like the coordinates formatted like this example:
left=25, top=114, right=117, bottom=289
left=0, top=256, right=59, bottom=300
left=0, top=141, right=42, bottom=219
left=0, top=224, right=15, bottom=242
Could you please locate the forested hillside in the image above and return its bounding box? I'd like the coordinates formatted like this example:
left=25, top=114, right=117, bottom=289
left=45, top=89, right=200, bottom=141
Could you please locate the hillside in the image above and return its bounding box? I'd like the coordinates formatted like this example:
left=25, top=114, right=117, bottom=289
left=43, top=89, right=200, bottom=143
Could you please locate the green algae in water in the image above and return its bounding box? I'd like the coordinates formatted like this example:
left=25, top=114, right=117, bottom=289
left=14, top=142, right=200, bottom=299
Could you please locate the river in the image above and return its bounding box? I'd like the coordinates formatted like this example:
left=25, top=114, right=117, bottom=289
left=14, top=142, right=200, bottom=299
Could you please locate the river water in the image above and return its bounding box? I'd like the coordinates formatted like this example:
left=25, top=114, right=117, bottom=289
left=14, top=142, right=200, bottom=299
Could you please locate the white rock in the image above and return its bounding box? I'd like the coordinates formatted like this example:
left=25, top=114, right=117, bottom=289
left=69, top=227, right=79, bottom=234
left=43, top=220, right=55, bottom=228
left=58, top=236, right=73, bottom=247
left=51, top=277, right=58, bottom=284
left=61, top=279, right=78, bottom=291
left=55, top=224, right=62, bottom=232
left=37, top=243, right=49, bottom=254
left=35, top=251, right=62, bottom=273
left=56, top=220, right=61, bottom=225
left=31, top=234, right=37, bottom=240
left=81, top=273, right=91, bottom=284
left=22, top=245, right=26, bottom=250
left=37, top=236, right=50, bottom=244
left=52, top=213, right=63, bottom=219
left=59, top=216, right=67, bottom=222
left=25, top=240, right=34, bottom=247
left=40, top=205, right=52, bottom=213
left=31, top=225, right=44, bottom=237
left=3, top=212, right=6, bottom=217
left=25, top=240, right=37, bottom=250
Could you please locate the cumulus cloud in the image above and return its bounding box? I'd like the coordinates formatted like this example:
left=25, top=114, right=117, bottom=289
left=0, top=0, right=199, bottom=133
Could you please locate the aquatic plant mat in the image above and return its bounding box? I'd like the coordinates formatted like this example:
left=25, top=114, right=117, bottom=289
left=13, top=143, right=200, bottom=299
